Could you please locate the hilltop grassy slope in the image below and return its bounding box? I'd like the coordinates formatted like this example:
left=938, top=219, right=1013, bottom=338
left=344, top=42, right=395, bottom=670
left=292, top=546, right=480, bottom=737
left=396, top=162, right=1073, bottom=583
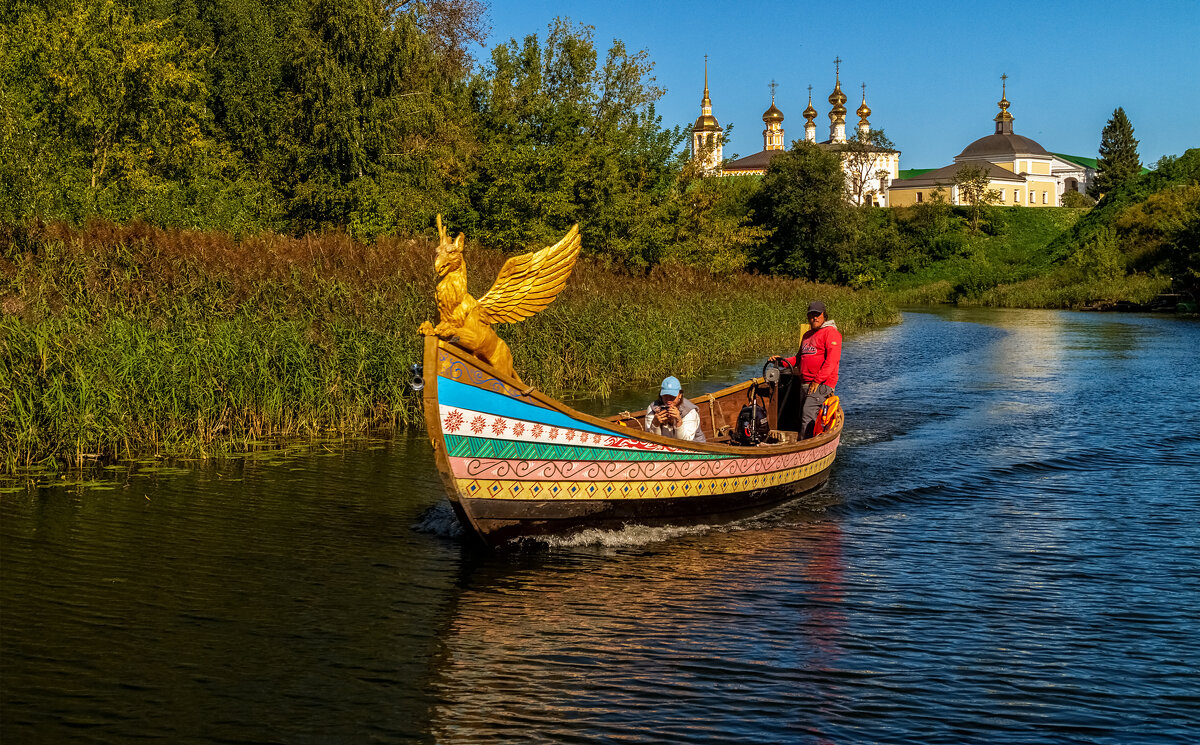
left=883, top=208, right=1093, bottom=305
left=976, top=150, right=1200, bottom=308
left=882, top=152, right=1200, bottom=311
left=0, top=221, right=897, bottom=471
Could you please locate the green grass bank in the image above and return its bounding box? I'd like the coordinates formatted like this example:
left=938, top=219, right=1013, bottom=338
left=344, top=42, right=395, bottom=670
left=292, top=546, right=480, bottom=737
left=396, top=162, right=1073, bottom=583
left=0, top=221, right=898, bottom=472
left=882, top=207, right=1172, bottom=308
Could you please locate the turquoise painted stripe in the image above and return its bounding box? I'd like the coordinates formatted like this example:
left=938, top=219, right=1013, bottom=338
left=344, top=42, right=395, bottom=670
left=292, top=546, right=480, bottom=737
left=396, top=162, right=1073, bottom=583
left=444, top=435, right=727, bottom=462
left=438, top=376, right=613, bottom=436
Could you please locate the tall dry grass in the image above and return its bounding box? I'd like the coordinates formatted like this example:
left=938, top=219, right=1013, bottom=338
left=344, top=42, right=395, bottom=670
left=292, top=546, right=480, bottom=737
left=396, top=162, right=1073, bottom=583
left=1, top=220, right=897, bottom=470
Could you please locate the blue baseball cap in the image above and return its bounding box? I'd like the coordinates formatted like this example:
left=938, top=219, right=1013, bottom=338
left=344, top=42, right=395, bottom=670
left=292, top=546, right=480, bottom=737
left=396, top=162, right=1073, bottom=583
left=660, top=376, right=681, bottom=396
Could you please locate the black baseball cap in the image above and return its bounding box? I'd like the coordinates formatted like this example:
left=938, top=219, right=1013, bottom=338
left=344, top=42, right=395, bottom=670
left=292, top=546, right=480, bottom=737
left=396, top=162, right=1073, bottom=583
left=807, top=300, right=827, bottom=316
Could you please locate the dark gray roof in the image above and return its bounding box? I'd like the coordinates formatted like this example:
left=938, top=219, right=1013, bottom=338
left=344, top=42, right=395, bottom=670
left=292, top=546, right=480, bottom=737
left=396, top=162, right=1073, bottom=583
left=724, top=140, right=897, bottom=173
left=957, top=132, right=1049, bottom=159
left=888, top=160, right=1026, bottom=188
left=818, top=140, right=898, bottom=153
left=723, top=149, right=784, bottom=172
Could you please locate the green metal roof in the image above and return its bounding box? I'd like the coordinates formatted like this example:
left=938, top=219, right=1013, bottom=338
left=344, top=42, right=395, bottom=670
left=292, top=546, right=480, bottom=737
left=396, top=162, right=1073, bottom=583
left=1051, top=152, right=1098, bottom=169
left=1052, top=152, right=1151, bottom=174
left=896, top=168, right=936, bottom=180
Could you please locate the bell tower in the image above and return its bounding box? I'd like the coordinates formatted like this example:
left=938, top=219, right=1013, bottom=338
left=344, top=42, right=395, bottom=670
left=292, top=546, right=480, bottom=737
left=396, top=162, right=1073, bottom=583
left=803, top=85, right=818, bottom=143
left=762, top=81, right=785, bottom=151
left=828, top=57, right=848, bottom=144
left=994, top=73, right=1014, bottom=135
left=691, top=56, right=724, bottom=172
left=857, top=83, right=872, bottom=138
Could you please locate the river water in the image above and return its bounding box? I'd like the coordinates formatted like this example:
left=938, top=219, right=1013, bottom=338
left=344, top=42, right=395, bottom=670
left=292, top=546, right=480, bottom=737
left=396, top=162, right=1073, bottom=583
left=2, top=308, right=1199, bottom=744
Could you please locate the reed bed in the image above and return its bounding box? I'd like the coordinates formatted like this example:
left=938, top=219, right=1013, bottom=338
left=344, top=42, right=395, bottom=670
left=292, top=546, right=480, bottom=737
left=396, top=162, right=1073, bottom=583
left=967, top=272, right=1170, bottom=309
left=1, top=221, right=897, bottom=471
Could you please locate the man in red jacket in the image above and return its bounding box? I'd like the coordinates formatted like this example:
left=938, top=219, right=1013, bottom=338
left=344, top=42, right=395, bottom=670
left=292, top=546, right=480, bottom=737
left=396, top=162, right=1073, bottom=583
left=769, top=300, right=842, bottom=438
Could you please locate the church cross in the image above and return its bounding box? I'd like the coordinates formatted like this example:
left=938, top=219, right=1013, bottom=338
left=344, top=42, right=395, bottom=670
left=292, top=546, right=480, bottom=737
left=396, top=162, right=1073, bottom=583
left=769, top=79, right=778, bottom=101
left=833, top=56, right=842, bottom=76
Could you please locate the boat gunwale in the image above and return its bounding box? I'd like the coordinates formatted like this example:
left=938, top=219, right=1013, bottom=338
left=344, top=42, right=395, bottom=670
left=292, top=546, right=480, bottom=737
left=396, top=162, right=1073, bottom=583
left=425, top=337, right=842, bottom=459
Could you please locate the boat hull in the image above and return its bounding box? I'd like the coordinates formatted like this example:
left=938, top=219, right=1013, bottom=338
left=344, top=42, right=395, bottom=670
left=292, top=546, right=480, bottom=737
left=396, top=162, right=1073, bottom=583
left=457, top=469, right=831, bottom=544
left=422, top=336, right=842, bottom=547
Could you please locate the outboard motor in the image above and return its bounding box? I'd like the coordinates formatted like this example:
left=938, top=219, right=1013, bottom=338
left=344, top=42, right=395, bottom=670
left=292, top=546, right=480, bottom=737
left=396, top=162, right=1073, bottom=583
left=731, top=377, right=771, bottom=446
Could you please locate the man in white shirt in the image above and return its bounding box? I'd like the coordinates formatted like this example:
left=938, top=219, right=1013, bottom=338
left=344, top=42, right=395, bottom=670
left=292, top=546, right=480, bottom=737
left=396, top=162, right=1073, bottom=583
left=644, top=376, right=707, bottom=443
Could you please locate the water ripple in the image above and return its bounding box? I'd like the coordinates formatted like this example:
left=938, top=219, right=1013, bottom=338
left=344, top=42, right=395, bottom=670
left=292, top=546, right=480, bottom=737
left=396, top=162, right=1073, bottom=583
left=4, top=311, right=1200, bottom=744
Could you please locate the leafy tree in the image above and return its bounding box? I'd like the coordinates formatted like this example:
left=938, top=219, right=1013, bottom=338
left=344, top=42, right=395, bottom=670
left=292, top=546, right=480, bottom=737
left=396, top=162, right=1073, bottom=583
left=1061, top=191, right=1096, bottom=208
left=469, top=19, right=682, bottom=268
left=1168, top=211, right=1200, bottom=301
left=953, top=164, right=1000, bottom=233
left=385, top=0, right=490, bottom=75
left=1067, top=228, right=1124, bottom=280
left=894, top=190, right=962, bottom=248
left=1112, top=183, right=1200, bottom=271
left=278, top=0, right=478, bottom=233
left=1, top=0, right=212, bottom=221
left=839, top=128, right=896, bottom=206
left=1089, top=107, right=1141, bottom=198
left=749, top=141, right=854, bottom=280
left=660, top=162, right=769, bottom=274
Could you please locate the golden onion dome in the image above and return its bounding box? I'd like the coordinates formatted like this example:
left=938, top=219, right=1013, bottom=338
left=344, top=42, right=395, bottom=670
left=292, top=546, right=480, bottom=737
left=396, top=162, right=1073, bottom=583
left=693, top=113, right=721, bottom=131
left=828, top=81, right=848, bottom=112
left=857, top=98, right=871, bottom=119
left=762, top=102, right=784, bottom=124
left=803, top=100, right=817, bottom=121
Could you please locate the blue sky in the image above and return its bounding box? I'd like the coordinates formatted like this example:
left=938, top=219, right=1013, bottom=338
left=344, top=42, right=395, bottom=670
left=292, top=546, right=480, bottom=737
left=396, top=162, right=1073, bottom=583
left=481, top=0, right=1199, bottom=169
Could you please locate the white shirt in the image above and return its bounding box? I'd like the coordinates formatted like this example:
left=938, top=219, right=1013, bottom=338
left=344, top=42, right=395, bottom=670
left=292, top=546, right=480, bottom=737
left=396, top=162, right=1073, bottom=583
left=644, top=402, right=702, bottom=442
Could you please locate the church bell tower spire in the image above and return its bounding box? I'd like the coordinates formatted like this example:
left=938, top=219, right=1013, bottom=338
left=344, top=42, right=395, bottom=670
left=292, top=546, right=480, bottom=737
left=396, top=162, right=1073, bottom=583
left=691, top=56, right=724, bottom=173
left=762, top=80, right=785, bottom=151
left=803, top=84, right=818, bottom=143
left=828, top=57, right=848, bottom=144
left=857, top=83, right=872, bottom=137
left=994, top=73, right=1014, bottom=135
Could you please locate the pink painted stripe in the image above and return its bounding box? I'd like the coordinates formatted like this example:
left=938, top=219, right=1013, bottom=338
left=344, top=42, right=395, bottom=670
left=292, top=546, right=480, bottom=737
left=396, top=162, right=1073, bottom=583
left=448, top=438, right=838, bottom=482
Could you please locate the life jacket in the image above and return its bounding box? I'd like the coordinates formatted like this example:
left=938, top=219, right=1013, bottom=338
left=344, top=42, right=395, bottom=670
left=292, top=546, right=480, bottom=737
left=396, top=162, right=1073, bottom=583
left=812, top=395, right=841, bottom=436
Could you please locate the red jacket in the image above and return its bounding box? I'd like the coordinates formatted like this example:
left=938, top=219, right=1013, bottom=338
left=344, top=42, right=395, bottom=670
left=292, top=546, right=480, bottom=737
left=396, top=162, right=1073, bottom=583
left=781, top=321, right=841, bottom=388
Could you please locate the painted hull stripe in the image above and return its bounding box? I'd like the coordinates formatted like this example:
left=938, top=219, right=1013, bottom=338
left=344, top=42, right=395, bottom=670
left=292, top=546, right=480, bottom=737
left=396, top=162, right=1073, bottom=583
left=447, top=441, right=836, bottom=480
left=439, top=405, right=713, bottom=456
left=454, top=453, right=837, bottom=501
left=437, top=377, right=614, bottom=437
left=444, top=435, right=730, bottom=463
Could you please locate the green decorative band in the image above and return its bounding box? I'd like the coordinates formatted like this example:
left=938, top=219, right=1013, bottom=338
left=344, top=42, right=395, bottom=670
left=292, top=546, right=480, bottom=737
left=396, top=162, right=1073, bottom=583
left=444, top=434, right=729, bottom=462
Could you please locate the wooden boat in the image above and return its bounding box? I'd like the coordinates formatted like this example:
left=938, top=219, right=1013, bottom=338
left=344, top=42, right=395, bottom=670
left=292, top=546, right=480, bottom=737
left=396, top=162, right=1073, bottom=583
left=421, top=337, right=842, bottom=547
left=415, top=216, right=842, bottom=547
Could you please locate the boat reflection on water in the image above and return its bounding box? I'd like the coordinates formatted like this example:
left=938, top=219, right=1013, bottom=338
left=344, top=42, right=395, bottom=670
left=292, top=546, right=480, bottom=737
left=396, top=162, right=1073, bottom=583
left=423, top=512, right=849, bottom=742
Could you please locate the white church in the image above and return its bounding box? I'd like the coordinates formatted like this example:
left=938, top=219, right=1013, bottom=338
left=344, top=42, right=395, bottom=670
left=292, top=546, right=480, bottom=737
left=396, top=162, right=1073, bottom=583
left=691, top=59, right=900, bottom=206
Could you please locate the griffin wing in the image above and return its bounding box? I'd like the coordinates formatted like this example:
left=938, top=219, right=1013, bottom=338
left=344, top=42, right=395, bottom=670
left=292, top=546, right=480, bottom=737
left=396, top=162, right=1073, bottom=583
left=477, top=224, right=581, bottom=324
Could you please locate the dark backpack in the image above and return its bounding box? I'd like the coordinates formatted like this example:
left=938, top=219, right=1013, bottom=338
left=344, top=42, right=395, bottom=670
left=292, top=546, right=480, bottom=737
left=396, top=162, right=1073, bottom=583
left=732, top=399, right=770, bottom=445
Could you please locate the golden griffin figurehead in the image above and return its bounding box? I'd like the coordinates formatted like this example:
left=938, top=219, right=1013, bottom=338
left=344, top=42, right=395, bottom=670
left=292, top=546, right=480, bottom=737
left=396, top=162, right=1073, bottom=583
left=418, top=216, right=581, bottom=382
left=432, top=215, right=464, bottom=278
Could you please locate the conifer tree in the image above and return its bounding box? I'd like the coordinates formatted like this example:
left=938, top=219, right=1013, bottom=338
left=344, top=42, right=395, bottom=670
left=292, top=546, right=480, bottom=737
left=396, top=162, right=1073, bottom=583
left=1089, top=107, right=1141, bottom=198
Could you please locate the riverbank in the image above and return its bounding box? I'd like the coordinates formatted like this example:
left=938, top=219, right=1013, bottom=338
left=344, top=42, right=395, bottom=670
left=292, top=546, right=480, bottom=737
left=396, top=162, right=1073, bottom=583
left=883, top=150, right=1200, bottom=309
left=880, top=207, right=1175, bottom=308
left=0, top=221, right=898, bottom=472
